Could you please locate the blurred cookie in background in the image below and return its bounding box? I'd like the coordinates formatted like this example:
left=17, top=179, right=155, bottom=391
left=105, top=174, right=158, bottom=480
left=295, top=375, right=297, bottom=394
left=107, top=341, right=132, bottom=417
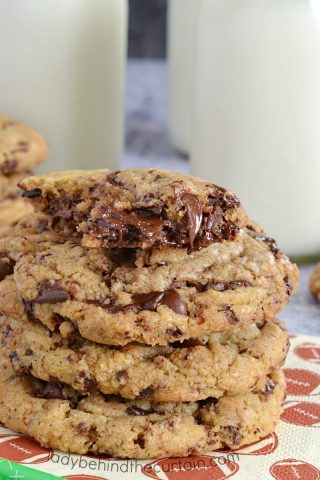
left=0, top=114, right=48, bottom=226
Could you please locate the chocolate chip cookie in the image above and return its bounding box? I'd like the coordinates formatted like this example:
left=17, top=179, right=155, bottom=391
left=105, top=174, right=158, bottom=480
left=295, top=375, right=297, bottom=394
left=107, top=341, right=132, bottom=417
left=0, top=114, right=48, bottom=176
left=0, top=216, right=298, bottom=346
left=0, top=354, right=286, bottom=459
left=19, top=168, right=248, bottom=249
left=0, top=315, right=288, bottom=402
left=309, top=263, right=320, bottom=300
left=0, top=198, right=33, bottom=227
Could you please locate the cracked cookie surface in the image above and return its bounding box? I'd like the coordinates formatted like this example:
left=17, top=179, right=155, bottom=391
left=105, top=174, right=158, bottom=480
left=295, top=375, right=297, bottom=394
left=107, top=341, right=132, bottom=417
left=0, top=215, right=299, bottom=345
left=0, top=315, right=288, bottom=402
left=19, top=168, right=247, bottom=250
left=0, top=355, right=286, bottom=459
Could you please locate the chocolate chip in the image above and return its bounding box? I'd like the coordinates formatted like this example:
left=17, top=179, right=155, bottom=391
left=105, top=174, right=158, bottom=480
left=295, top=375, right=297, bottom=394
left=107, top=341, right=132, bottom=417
left=227, top=425, right=241, bottom=444
left=35, top=382, right=65, bottom=400
left=25, top=348, right=33, bottom=356
left=198, top=397, right=218, bottom=408
left=126, top=406, right=162, bottom=416
left=132, top=291, right=164, bottom=311
left=166, top=327, right=183, bottom=338
left=161, top=289, right=187, bottom=315
left=1, top=325, right=13, bottom=346
left=0, top=255, right=15, bottom=281
left=136, top=386, right=155, bottom=399
left=35, top=280, right=70, bottom=304
left=134, top=433, right=145, bottom=449
left=263, top=378, right=275, bottom=395
left=170, top=338, right=205, bottom=348
left=21, top=188, right=42, bottom=198
left=283, top=275, right=293, bottom=296
left=219, top=305, right=239, bottom=324
left=23, top=299, right=35, bottom=321
left=181, top=193, right=203, bottom=247
left=131, top=289, right=187, bottom=316
left=116, top=369, right=129, bottom=382
left=205, top=280, right=252, bottom=292
left=76, top=372, right=96, bottom=394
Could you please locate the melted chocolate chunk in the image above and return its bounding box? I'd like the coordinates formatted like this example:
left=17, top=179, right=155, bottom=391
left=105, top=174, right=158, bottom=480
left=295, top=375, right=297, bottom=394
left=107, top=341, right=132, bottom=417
left=136, top=386, right=155, bottom=399
left=35, top=280, right=70, bottom=304
left=126, top=406, right=163, bottom=416
left=0, top=255, right=15, bottom=281
left=205, top=280, right=252, bottom=292
left=92, top=206, right=167, bottom=246
left=181, top=193, right=203, bottom=247
left=162, top=289, right=188, bottom=315
left=132, top=291, right=164, bottom=311
left=131, top=289, right=187, bottom=316
left=21, top=188, right=42, bottom=198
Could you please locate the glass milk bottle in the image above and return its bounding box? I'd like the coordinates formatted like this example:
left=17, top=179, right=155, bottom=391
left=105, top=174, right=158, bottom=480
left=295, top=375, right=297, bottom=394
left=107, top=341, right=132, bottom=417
left=191, top=0, right=320, bottom=257
left=0, top=0, right=128, bottom=171
left=167, top=0, right=200, bottom=155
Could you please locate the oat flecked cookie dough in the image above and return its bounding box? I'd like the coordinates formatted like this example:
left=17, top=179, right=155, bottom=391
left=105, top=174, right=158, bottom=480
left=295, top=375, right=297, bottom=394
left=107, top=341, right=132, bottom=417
left=0, top=354, right=286, bottom=459
left=0, top=315, right=288, bottom=402
left=19, top=168, right=248, bottom=249
left=0, top=215, right=298, bottom=346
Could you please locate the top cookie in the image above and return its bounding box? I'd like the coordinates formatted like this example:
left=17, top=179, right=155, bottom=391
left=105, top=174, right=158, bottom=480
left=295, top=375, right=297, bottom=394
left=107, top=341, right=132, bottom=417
left=0, top=115, right=48, bottom=176
left=19, top=169, right=247, bottom=249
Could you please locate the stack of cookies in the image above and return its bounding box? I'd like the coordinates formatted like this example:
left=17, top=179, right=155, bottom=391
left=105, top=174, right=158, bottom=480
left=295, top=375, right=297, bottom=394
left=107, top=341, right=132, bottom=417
left=0, top=169, right=298, bottom=459
left=0, top=114, right=47, bottom=226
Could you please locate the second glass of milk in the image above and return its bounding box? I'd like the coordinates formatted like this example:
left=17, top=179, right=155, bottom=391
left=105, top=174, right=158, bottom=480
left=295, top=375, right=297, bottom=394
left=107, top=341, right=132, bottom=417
left=0, top=0, right=128, bottom=171
left=191, top=0, right=320, bottom=258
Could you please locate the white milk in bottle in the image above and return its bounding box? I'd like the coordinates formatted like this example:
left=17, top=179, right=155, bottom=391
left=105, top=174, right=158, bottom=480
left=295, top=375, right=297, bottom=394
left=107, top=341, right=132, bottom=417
left=0, top=0, right=128, bottom=170
left=167, top=0, right=200, bottom=156
left=191, top=0, right=320, bottom=257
